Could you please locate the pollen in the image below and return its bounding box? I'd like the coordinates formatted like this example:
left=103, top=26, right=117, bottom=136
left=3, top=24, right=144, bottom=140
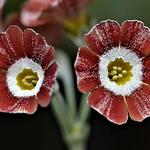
left=16, top=68, right=39, bottom=90
left=107, top=58, right=133, bottom=85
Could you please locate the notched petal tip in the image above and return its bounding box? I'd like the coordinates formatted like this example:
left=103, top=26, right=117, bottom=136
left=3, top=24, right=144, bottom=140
left=127, top=84, right=150, bottom=122
left=5, top=25, right=22, bottom=32
left=121, top=20, right=150, bottom=57
left=84, top=19, right=120, bottom=56
left=88, top=87, right=128, bottom=125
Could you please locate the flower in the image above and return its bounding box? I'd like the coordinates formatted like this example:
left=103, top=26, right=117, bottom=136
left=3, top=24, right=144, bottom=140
left=0, top=25, right=58, bottom=114
left=20, top=0, right=93, bottom=36
left=4, top=12, right=63, bottom=46
left=20, top=0, right=92, bottom=25
left=20, top=0, right=61, bottom=27
left=75, top=20, right=150, bottom=125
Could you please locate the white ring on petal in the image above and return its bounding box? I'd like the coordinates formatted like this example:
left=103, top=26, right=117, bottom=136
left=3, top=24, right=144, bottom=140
left=6, top=58, right=44, bottom=98
left=99, top=47, right=143, bottom=96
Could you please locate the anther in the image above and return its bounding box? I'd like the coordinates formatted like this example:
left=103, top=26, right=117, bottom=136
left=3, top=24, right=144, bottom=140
left=117, top=67, right=122, bottom=72
left=113, top=66, right=117, bottom=70
left=118, top=74, right=123, bottom=78
left=31, top=80, right=38, bottom=85
left=22, top=75, right=37, bottom=87
left=122, top=70, right=127, bottom=75
left=110, top=70, right=117, bottom=76
left=112, top=75, right=118, bottom=81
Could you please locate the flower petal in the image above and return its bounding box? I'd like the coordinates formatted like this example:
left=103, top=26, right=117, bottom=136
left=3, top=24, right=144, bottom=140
left=37, top=87, right=51, bottom=107
left=37, top=62, right=58, bottom=107
left=0, top=44, right=10, bottom=69
left=75, top=47, right=100, bottom=92
left=0, top=0, right=6, bottom=9
left=21, top=1, right=48, bottom=27
left=23, top=28, right=55, bottom=70
left=21, top=0, right=61, bottom=26
left=84, top=20, right=120, bottom=56
left=0, top=25, right=25, bottom=67
left=121, top=20, right=150, bottom=57
left=126, top=84, right=150, bottom=122
left=60, top=0, right=78, bottom=19
left=0, top=72, right=37, bottom=114
left=88, top=87, right=128, bottom=125
left=143, top=57, right=150, bottom=85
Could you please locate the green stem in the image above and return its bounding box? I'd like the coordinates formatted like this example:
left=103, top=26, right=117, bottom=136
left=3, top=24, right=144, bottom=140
left=51, top=87, right=91, bottom=150
left=79, top=94, right=91, bottom=124
left=51, top=90, right=70, bottom=133
left=69, top=142, right=86, bottom=150
left=56, top=50, right=76, bottom=119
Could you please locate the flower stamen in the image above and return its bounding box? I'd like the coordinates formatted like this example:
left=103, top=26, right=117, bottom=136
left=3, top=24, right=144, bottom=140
left=17, top=68, right=39, bottom=90
left=107, top=58, right=133, bottom=85
left=22, top=75, right=38, bottom=87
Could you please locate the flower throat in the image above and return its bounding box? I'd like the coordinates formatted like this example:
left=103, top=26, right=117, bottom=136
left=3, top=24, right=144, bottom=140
left=107, top=58, right=133, bottom=85
left=16, top=68, right=39, bottom=90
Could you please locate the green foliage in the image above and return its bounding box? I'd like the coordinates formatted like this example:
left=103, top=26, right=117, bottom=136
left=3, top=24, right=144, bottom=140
left=3, top=0, right=25, bottom=18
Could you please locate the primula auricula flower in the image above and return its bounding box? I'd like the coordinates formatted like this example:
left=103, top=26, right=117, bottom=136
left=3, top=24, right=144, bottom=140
left=0, top=25, right=58, bottom=114
left=4, top=12, right=63, bottom=46
left=20, top=0, right=61, bottom=27
left=59, top=0, right=93, bottom=35
left=75, top=20, right=150, bottom=125
left=21, top=0, right=93, bottom=36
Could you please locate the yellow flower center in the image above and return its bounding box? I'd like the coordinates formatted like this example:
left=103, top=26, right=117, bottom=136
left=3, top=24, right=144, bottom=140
left=107, top=58, right=133, bottom=85
left=16, top=68, right=39, bottom=90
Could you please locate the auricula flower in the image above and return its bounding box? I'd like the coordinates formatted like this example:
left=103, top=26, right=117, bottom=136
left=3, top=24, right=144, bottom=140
left=20, top=0, right=61, bottom=27
left=0, top=25, right=58, bottom=114
left=75, top=20, right=150, bottom=124
left=20, top=0, right=93, bottom=36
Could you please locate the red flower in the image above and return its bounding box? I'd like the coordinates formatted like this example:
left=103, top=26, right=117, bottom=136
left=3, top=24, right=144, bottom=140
left=20, top=0, right=61, bottom=27
left=20, top=0, right=92, bottom=26
left=0, top=25, right=58, bottom=114
left=4, top=12, right=63, bottom=46
left=75, top=20, right=150, bottom=124
left=19, top=0, right=93, bottom=43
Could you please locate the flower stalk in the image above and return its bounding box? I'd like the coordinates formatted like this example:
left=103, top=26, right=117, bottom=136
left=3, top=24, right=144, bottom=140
left=52, top=50, right=90, bottom=150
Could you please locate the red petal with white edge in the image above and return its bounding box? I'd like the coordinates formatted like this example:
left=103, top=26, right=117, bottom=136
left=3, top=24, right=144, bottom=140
left=0, top=25, right=25, bottom=67
left=88, top=87, right=128, bottom=125
left=126, top=84, right=150, bottom=122
left=75, top=47, right=100, bottom=92
left=0, top=72, right=37, bottom=114
left=37, top=62, right=58, bottom=107
left=121, top=20, right=150, bottom=57
left=143, top=57, right=150, bottom=85
left=84, top=20, right=120, bottom=56
left=23, top=29, right=55, bottom=70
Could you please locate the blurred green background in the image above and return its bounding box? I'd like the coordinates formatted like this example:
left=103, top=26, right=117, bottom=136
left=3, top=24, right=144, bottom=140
left=89, top=0, right=150, bottom=26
